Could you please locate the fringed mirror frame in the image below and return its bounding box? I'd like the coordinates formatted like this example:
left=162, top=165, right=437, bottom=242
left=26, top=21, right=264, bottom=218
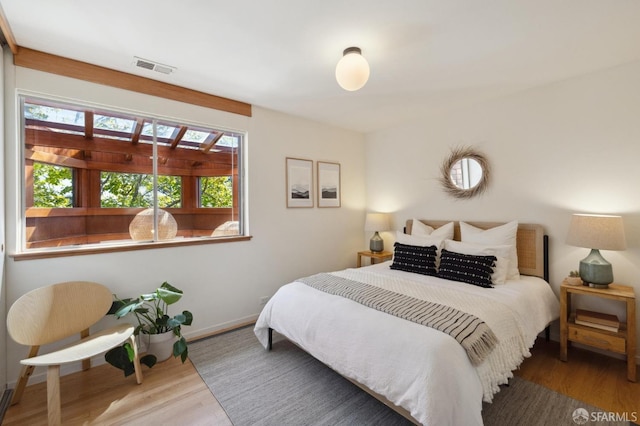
left=439, top=146, right=491, bottom=199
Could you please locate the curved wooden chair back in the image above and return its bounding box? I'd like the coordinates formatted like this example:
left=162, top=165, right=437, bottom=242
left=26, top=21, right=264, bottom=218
left=7, top=281, right=142, bottom=426
left=7, top=281, right=113, bottom=346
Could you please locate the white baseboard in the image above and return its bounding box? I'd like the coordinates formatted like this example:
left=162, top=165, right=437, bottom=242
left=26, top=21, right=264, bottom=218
left=186, top=314, right=259, bottom=341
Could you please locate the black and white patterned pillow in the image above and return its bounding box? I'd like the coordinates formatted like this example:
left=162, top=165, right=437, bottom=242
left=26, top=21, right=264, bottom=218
left=390, top=242, right=438, bottom=276
left=437, top=249, right=496, bottom=288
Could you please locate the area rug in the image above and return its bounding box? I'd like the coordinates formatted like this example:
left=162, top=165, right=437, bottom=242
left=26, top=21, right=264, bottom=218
left=190, top=326, right=630, bottom=426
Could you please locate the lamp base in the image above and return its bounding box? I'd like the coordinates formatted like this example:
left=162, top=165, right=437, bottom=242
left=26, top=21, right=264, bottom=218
left=588, top=282, right=611, bottom=289
left=579, top=249, right=613, bottom=287
left=370, top=231, right=384, bottom=253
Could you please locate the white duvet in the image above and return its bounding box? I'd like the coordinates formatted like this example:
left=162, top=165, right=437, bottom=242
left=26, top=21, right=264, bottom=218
left=254, top=261, right=559, bottom=426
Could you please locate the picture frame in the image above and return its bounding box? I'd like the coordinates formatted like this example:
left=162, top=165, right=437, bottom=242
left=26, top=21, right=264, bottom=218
left=317, top=161, right=341, bottom=208
left=286, top=157, right=314, bottom=208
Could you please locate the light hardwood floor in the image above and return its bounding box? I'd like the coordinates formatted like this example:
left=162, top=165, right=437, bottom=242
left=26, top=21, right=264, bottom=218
left=3, top=354, right=232, bottom=426
left=3, top=335, right=638, bottom=425
left=516, top=338, right=639, bottom=415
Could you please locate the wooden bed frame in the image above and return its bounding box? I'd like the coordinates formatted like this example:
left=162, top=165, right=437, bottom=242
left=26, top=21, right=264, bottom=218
left=268, top=220, right=550, bottom=425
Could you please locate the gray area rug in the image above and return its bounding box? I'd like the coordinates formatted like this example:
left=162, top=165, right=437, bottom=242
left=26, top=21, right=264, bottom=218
left=190, top=326, right=631, bottom=426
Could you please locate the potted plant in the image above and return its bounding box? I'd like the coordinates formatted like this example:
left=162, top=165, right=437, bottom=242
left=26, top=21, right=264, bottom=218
left=105, top=281, right=193, bottom=376
left=566, top=270, right=583, bottom=286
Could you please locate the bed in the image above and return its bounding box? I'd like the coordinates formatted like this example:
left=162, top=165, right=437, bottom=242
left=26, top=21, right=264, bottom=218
left=254, top=220, right=560, bottom=425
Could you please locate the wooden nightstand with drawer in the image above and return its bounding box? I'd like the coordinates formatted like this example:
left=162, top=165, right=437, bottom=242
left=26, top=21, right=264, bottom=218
left=560, top=282, right=636, bottom=382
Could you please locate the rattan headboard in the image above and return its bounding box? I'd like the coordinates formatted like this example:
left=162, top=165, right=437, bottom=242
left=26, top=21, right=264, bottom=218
left=405, top=220, right=548, bottom=280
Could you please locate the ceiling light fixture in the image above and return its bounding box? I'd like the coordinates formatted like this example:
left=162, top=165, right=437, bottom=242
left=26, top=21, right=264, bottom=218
left=335, top=47, right=370, bottom=91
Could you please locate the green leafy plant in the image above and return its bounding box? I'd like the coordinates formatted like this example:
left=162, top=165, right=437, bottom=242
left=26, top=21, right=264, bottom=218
left=105, top=282, right=193, bottom=376
left=569, top=270, right=580, bottom=277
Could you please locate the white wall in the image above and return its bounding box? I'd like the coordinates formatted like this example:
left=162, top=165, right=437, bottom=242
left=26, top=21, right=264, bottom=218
left=366, top=60, right=640, bottom=354
left=3, top=59, right=366, bottom=384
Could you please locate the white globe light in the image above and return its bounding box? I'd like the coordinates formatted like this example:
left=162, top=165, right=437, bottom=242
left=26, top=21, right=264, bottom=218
left=335, top=47, right=370, bottom=91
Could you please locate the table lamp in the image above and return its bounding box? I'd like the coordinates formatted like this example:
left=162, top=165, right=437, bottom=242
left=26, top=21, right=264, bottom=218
left=566, top=214, right=626, bottom=288
left=365, top=213, right=390, bottom=252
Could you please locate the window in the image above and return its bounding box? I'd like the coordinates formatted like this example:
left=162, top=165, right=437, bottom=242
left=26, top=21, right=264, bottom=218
left=21, top=96, right=244, bottom=251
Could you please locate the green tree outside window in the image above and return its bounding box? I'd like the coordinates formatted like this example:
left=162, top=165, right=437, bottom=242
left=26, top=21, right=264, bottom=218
left=101, top=172, right=182, bottom=208
left=33, top=163, right=74, bottom=207
left=200, top=176, right=232, bottom=208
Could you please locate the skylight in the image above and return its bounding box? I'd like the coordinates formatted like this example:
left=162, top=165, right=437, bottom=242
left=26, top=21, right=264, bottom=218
left=24, top=103, right=84, bottom=125
left=216, top=135, right=240, bottom=148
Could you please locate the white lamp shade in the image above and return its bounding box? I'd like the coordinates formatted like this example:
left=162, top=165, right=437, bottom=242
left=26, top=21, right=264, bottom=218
left=566, top=214, right=626, bottom=250
left=365, top=213, right=390, bottom=232
left=335, top=47, right=370, bottom=91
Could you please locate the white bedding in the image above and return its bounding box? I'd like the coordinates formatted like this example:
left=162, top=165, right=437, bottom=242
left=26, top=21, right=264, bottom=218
left=254, top=261, right=559, bottom=426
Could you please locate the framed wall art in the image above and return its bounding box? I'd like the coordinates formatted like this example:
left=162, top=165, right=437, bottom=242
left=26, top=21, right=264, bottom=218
left=286, top=157, right=314, bottom=208
left=317, top=161, right=341, bottom=208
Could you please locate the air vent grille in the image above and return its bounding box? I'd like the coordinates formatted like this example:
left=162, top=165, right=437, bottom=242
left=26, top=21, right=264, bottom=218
left=133, top=57, right=176, bottom=75
left=135, top=59, right=155, bottom=70
left=153, top=64, right=174, bottom=75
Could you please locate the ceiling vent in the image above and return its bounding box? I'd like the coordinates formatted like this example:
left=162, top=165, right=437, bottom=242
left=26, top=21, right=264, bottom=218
left=133, top=57, right=176, bottom=75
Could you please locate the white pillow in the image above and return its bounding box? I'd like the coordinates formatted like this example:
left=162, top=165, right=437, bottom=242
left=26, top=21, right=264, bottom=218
left=396, top=231, right=444, bottom=249
left=459, top=221, right=520, bottom=280
left=443, top=240, right=510, bottom=284
left=432, top=222, right=454, bottom=239
left=411, top=219, right=454, bottom=240
left=410, top=219, right=434, bottom=236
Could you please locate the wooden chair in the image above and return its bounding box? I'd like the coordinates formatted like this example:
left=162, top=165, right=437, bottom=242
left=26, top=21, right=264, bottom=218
left=6, top=281, right=143, bottom=426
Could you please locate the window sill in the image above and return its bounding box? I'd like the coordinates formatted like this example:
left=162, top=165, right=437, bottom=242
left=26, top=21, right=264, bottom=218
left=10, top=235, right=252, bottom=261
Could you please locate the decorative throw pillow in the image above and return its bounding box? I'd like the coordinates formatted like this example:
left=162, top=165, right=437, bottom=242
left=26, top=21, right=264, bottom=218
left=437, top=249, right=496, bottom=288
left=390, top=242, right=438, bottom=276
left=443, top=240, right=510, bottom=284
left=459, top=221, right=520, bottom=280
left=396, top=231, right=446, bottom=267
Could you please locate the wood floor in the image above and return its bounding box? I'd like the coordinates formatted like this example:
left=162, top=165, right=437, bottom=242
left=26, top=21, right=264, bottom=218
left=516, top=338, right=639, bottom=415
left=2, top=336, right=638, bottom=425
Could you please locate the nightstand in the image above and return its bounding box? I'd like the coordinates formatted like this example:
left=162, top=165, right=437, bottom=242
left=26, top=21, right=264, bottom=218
left=560, top=282, right=636, bottom=382
left=356, top=250, right=392, bottom=268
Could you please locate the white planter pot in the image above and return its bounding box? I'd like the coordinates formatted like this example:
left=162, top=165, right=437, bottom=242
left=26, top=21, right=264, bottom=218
left=145, top=332, right=178, bottom=362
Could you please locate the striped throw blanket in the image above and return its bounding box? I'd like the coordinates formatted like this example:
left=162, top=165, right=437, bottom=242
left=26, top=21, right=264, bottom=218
left=298, top=273, right=498, bottom=365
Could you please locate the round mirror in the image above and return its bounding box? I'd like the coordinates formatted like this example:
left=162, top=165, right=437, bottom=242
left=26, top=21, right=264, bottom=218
left=439, top=147, right=490, bottom=199
left=449, top=157, right=483, bottom=190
